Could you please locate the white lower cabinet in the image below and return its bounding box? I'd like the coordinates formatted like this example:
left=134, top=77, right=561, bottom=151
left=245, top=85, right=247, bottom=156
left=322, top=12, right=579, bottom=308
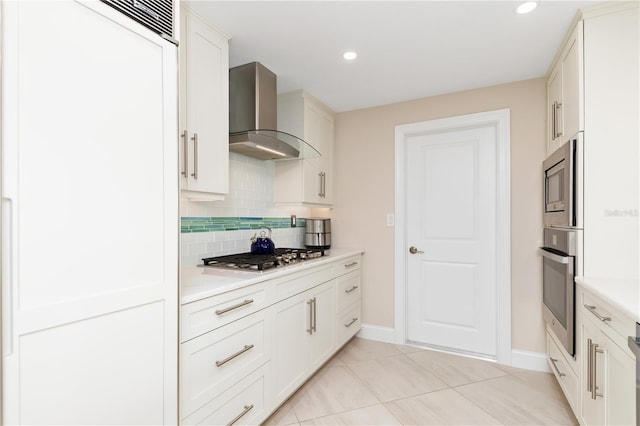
left=546, top=329, right=580, bottom=414
left=578, top=286, right=636, bottom=426
left=181, top=309, right=271, bottom=418
left=335, top=265, right=362, bottom=347
left=183, top=364, right=271, bottom=426
left=180, top=253, right=363, bottom=425
left=272, top=280, right=336, bottom=405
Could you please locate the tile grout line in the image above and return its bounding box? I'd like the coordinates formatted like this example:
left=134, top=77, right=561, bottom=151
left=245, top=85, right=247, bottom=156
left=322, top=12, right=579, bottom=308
left=449, top=386, right=508, bottom=426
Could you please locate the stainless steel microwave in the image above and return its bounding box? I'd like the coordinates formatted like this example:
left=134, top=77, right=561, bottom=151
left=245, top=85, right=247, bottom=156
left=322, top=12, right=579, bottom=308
left=543, top=134, right=583, bottom=229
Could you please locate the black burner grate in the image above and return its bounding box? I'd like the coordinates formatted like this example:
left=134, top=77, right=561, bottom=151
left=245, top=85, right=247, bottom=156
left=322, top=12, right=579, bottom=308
left=201, top=248, right=325, bottom=271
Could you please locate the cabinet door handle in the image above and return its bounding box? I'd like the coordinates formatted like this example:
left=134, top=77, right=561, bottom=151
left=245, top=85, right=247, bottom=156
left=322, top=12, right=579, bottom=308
left=321, top=172, right=326, bottom=197
left=555, top=102, right=563, bottom=138
left=549, top=357, right=565, bottom=377
left=344, top=317, right=358, bottom=328
left=191, top=132, right=198, bottom=179
left=344, top=261, right=358, bottom=268
left=584, top=304, right=612, bottom=322
left=590, top=340, right=604, bottom=400
left=551, top=102, right=556, bottom=141
left=345, top=285, right=359, bottom=294
left=215, top=299, right=254, bottom=316
left=226, top=404, right=254, bottom=426
left=587, top=338, right=593, bottom=392
left=307, top=299, right=313, bottom=335
left=312, top=297, right=317, bottom=332
left=318, top=172, right=323, bottom=197
left=215, top=344, right=255, bottom=367
left=181, top=130, right=189, bottom=177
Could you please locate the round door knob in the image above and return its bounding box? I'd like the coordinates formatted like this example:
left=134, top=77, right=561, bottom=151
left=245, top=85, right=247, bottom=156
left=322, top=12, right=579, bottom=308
left=409, top=246, right=424, bottom=254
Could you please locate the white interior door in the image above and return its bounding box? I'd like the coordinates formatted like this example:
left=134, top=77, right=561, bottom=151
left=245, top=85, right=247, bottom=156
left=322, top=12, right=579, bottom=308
left=406, top=124, right=497, bottom=356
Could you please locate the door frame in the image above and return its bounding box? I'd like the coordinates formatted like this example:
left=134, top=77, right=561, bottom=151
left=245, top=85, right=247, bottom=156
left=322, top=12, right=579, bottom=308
left=394, top=109, right=512, bottom=364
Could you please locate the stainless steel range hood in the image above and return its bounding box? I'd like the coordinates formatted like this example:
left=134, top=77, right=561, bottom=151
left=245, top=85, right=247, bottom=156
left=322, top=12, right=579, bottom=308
left=229, top=62, right=319, bottom=160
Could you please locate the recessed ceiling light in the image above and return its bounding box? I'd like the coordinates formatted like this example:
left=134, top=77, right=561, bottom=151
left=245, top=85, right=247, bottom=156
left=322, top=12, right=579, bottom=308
left=516, top=1, right=537, bottom=14
left=343, top=51, right=357, bottom=61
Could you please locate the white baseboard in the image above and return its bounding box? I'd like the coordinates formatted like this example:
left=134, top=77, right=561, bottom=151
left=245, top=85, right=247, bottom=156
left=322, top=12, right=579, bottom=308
left=356, top=324, right=551, bottom=373
left=356, top=324, right=396, bottom=344
left=511, top=349, right=551, bottom=373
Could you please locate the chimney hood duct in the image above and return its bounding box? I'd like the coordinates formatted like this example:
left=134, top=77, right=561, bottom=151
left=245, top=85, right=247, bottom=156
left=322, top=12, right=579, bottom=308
left=229, top=62, right=319, bottom=160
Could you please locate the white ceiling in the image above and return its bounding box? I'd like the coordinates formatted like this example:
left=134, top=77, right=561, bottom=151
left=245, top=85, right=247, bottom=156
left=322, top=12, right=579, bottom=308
left=185, top=0, right=600, bottom=112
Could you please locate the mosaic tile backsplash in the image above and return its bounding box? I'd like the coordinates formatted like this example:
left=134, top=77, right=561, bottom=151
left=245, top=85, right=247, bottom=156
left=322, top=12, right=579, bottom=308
left=181, top=216, right=306, bottom=233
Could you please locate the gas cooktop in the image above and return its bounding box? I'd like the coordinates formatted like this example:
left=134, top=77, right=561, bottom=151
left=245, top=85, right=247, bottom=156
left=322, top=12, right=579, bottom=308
left=199, top=247, right=325, bottom=271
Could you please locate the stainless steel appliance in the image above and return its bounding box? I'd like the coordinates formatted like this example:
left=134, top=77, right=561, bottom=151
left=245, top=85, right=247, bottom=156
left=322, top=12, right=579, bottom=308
left=200, top=247, right=325, bottom=271
left=543, top=134, right=583, bottom=229
left=539, top=227, right=578, bottom=355
left=229, top=62, right=319, bottom=160
left=304, top=218, right=331, bottom=249
left=629, top=322, right=640, bottom=425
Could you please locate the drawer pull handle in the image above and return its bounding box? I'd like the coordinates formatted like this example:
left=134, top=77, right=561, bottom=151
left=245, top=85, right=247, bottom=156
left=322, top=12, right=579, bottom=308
left=215, top=344, right=255, bottom=367
left=344, top=261, right=358, bottom=268
left=345, top=285, right=359, bottom=294
left=215, top=299, right=254, bottom=316
left=584, top=304, right=611, bottom=322
left=344, top=317, right=358, bottom=328
left=549, top=357, right=566, bottom=377
left=226, top=404, right=254, bottom=426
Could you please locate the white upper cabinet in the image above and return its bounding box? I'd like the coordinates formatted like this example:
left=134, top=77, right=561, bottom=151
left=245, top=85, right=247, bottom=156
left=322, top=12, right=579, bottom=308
left=582, top=3, right=639, bottom=280
left=180, top=7, right=230, bottom=200
left=275, top=90, right=335, bottom=207
left=547, top=21, right=584, bottom=155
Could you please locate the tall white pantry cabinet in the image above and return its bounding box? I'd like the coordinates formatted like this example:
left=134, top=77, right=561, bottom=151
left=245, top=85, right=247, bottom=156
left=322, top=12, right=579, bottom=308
left=1, top=1, right=179, bottom=424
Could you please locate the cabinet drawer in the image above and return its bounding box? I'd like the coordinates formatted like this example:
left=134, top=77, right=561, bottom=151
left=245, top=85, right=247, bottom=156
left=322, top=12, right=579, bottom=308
left=181, top=310, right=270, bottom=418
left=334, top=255, right=361, bottom=277
left=181, top=282, right=269, bottom=342
left=274, top=265, right=334, bottom=301
left=336, top=270, right=361, bottom=314
left=182, top=364, right=269, bottom=426
left=547, top=331, right=579, bottom=413
left=336, top=304, right=361, bottom=348
left=580, top=288, right=634, bottom=345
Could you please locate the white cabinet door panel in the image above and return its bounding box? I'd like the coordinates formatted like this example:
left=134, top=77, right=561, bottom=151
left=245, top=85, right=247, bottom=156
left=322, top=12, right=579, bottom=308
left=12, top=0, right=174, bottom=316
left=180, top=9, right=229, bottom=197
left=272, top=292, right=308, bottom=405
left=308, top=281, right=336, bottom=372
left=20, top=302, right=165, bottom=425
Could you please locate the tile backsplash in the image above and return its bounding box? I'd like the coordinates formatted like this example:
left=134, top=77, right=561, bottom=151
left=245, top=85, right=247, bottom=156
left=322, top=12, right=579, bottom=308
left=180, top=152, right=312, bottom=266
left=180, top=224, right=306, bottom=266
left=181, top=216, right=306, bottom=233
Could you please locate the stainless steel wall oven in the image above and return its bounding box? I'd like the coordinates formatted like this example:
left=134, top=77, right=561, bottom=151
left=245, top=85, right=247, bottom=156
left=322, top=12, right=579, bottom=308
left=539, top=227, right=579, bottom=356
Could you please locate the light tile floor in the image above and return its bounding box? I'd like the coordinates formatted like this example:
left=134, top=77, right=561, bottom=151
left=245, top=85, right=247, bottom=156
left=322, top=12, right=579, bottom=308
left=263, top=337, right=578, bottom=426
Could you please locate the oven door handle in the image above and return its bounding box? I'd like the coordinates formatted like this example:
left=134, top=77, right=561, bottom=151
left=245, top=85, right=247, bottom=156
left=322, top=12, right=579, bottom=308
left=538, top=247, right=570, bottom=264
left=628, top=336, right=640, bottom=358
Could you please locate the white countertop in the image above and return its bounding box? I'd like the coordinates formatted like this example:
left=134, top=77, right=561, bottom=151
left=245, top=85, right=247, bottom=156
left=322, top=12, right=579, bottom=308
left=180, top=248, right=364, bottom=305
left=576, top=276, right=640, bottom=323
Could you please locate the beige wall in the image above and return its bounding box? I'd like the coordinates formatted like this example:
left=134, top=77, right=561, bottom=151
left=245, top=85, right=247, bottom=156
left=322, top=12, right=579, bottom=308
left=332, top=78, right=547, bottom=353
